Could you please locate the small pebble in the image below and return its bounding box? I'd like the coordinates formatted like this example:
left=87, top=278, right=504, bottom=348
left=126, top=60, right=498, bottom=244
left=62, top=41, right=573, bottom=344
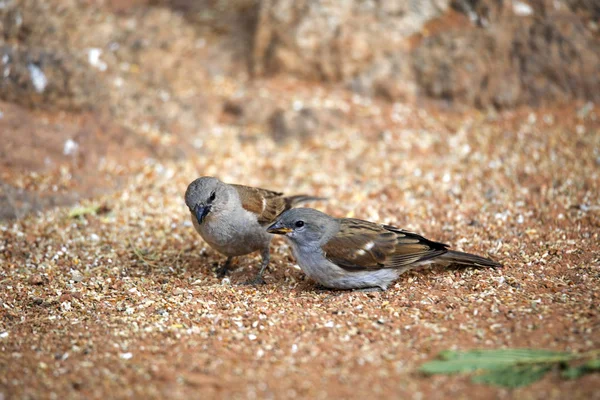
left=29, top=274, right=45, bottom=285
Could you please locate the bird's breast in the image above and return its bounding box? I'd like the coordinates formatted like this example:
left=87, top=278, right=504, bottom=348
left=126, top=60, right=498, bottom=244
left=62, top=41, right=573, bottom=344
left=191, top=210, right=271, bottom=257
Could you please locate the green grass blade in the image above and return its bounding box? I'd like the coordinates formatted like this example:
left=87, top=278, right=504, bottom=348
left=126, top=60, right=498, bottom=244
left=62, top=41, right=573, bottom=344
left=472, top=365, right=551, bottom=388
left=562, top=357, right=600, bottom=379
left=585, top=358, right=600, bottom=369
left=69, top=204, right=101, bottom=218
left=420, top=359, right=511, bottom=374
left=440, top=349, right=571, bottom=362
left=562, top=366, right=585, bottom=379
left=420, top=349, right=571, bottom=375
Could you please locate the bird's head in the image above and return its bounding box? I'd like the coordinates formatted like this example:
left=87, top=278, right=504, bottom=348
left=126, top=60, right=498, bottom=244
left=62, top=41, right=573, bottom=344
left=267, top=208, right=337, bottom=246
left=184, top=177, right=233, bottom=224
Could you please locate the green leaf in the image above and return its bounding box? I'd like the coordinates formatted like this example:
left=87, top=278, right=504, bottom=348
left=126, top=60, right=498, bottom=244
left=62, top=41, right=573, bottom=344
left=69, top=204, right=102, bottom=218
left=472, top=365, right=551, bottom=388
left=562, top=366, right=585, bottom=379
left=562, top=357, right=600, bottom=379
left=439, top=349, right=571, bottom=361
left=420, top=349, right=571, bottom=375
left=420, top=359, right=511, bottom=374
left=585, top=358, right=600, bottom=369
left=420, top=349, right=600, bottom=388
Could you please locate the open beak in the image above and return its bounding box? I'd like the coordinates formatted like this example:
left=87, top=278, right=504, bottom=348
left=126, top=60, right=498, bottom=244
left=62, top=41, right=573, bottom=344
left=194, top=204, right=211, bottom=224
left=266, top=222, right=292, bottom=235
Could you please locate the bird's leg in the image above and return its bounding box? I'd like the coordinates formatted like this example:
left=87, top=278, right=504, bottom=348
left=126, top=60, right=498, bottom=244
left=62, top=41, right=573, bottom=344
left=216, top=257, right=233, bottom=278
left=244, top=248, right=269, bottom=285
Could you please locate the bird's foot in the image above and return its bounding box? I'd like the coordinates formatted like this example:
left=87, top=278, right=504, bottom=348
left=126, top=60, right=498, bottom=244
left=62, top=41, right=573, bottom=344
left=215, top=257, right=234, bottom=278
left=215, top=264, right=230, bottom=278
left=243, top=275, right=266, bottom=286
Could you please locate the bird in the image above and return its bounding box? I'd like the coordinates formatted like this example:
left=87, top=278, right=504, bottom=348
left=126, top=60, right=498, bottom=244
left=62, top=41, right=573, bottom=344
left=266, top=208, right=502, bottom=290
left=184, top=177, right=326, bottom=284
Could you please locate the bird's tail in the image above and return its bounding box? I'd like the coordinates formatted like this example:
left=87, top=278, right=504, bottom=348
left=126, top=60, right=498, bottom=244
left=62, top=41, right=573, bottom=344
left=285, top=195, right=328, bottom=208
left=437, top=250, right=502, bottom=268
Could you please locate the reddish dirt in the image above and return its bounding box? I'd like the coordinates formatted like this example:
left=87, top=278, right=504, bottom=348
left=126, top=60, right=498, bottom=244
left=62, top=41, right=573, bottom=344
left=0, top=1, right=599, bottom=398
left=1, top=99, right=599, bottom=399
left=0, top=100, right=162, bottom=219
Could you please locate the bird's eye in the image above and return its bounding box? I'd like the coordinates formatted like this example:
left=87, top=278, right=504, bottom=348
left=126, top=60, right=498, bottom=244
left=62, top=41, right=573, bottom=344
left=208, top=192, right=216, bottom=203
left=295, top=221, right=305, bottom=228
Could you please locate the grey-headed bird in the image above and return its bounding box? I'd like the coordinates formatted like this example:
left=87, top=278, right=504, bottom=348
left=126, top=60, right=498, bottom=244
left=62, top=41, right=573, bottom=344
left=185, top=177, right=325, bottom=284
left=267, top=208, right=501, bottom=290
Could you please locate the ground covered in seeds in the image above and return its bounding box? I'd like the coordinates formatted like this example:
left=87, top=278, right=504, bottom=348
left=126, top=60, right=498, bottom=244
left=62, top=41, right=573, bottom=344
left=1, top=94, right=599, bottom=398
left=1, top=1, right=600, bottom=398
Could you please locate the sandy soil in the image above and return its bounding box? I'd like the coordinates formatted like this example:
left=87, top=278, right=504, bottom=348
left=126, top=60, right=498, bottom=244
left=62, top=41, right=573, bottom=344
left=1, top=91, right=599, bottom=398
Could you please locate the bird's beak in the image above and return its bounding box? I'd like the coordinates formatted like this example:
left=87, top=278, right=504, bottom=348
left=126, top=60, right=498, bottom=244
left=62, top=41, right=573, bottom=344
left=194, top=204, right=211, bottom=224
left=267, top=222, right=292, bottom=235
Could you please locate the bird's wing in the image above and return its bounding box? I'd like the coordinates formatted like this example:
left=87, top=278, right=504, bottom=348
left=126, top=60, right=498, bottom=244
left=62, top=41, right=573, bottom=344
left=232, top=184, right=289, bottom=224
left=322, top=219, right=449, bottom=271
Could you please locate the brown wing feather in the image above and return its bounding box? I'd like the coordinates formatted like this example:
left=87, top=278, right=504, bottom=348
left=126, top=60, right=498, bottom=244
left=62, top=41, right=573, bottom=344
left=233, top=184, right=327, bottom=225
left=231, top=184, right=282, bottom=200
left=383, top=225, right=449, bottom=267
left=323, top=219, right=397, bottom=270
left=232, top=184, right=289, bottom=224
left=323, top=219, right=449, bottom=271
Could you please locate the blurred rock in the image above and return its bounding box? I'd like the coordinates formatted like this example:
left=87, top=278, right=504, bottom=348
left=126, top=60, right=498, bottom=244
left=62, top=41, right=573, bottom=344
left=1, top=0, right=106, bottom=110
left=0, top=45, right=105, bottom=111
left=28, top=274, right=46, bottom=286
left=413, top=3, right=600, bottom=108
left=412, top=29, right=518, bottom=108
left=564, top=0, right=600, bottom=20
left=350, top=54, right=418, bottom=102
left=268, top=107, right=342, bottom=143
left=269, top=107, right=318, bottom=142
left=252, top=0, right=599, bottom=107
left=449, top=0, right=504, bottom=27
left=149, top=0, right=260, bottom=75
left=149, top=0, right=258, bottom=31
left=222, top=99, right=245, bottom=118
left=0, top=0, right=79, bottom=50
left=253, top=0, right=449, bottom=81
left=511, top=13, right=600, bottom=106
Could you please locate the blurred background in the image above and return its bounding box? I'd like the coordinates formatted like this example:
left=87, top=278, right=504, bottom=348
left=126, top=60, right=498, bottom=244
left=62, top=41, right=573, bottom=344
left=0, top=0, right=598, bottom=218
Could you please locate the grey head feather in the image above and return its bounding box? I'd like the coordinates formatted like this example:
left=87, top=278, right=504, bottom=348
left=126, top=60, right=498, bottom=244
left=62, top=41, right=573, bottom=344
left=185, top=176, right=237, bottom=222
left=185, top=177, right=221, bottom=209
left=268, top=208, right=340, bottom=247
